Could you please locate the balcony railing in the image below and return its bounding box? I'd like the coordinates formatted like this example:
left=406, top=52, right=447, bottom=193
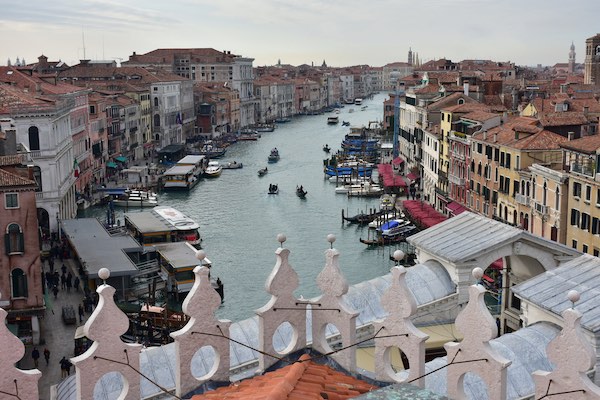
left=571, top=162, right=595, bottom=177
left=448, top=174, right=465, bottom=186
left=515, top=193, right=530, bottom=206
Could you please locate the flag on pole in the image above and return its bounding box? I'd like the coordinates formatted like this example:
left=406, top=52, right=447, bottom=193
left=73, top=158, right=80, bottom=178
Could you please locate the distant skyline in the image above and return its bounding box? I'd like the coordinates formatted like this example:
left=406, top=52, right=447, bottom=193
left=2, top=0, right=599, bottom=69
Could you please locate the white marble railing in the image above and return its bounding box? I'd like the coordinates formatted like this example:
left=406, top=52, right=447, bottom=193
left=2, top=236, right=600, bottom=400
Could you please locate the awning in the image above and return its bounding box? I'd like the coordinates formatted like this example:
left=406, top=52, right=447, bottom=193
left=106, top=161, right=118, bottom=168
left=115, top=156, right=128, bottom=163
left=406, top=172, right=419, bottom=181
left=446, top=202, right=468, bottom=216
left=392, top=157, right=405, bottom=165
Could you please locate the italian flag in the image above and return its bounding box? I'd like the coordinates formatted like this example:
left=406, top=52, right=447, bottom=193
left=73, top=158, right=80, bottom=178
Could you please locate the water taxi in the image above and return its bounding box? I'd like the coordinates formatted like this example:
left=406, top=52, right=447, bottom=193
left=268, top=148, right=280, bottom=163
left=124, top=206, right=202, bottom=248
left=204, top=160, right=223, bottom=178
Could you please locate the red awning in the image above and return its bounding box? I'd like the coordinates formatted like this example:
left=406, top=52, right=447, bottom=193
left=406, top=172, right=419, bottom=181
left=482, top=274, right=494, bottom=283
left=392, top=157, right=405, bottom=165
left=446, top=202, right=468, bottom=216
left=491, top=259, right=503, bottom=270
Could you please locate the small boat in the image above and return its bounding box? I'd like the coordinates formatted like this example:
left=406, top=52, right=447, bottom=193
left=238, top=130, right=260, bottom=141
left=222, top=161, right=243, bottom=169
left=347, top=182, right=384, bottom=197
left=204, top=161, right=223, bottom=178
left=342, top=121, right=350, bottom=126
left=268, top=183, right=279, bottom=195
left=268, top=148, right=280, bottom=163
left=342, top=209, right=386, bottom=224
left=254, top=124, right=275, bottom=132
left=354, top=98, right=363, bottom=105
left=323, top=144, right=331, bottom=153
left=296, top=185, right=307, bottom=199
left=258, top=167, right=268, bottom=177
left=274, top=117, right=291, bottom=123
left=327, top=116, right=339, bottom=124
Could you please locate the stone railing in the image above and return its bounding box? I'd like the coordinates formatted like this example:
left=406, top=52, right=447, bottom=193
left=2, top=236, right=600, bottom=399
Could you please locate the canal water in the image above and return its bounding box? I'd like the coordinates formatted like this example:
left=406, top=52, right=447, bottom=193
left=81, top=93, right=402, bottom=322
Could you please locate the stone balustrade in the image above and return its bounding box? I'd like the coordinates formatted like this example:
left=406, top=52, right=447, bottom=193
left=1, top=235, right=599, bottom=399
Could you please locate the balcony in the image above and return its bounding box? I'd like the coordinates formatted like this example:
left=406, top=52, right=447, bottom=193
left=448, top=174, right=465, bottom=186
left=515, top=193, right=530, bottom=206
left=571, top=162, right=595, bottom=178
left=450, top=150, right=466, bottom=161
left=534, top=202, right=548, bottom=215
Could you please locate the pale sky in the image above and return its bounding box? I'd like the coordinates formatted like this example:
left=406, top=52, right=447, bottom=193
left=1, top=0, right=598, bottom=68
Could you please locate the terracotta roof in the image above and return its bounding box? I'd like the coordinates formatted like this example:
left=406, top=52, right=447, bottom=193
left=0, top=84, right=57, bottom=114
left=427, top=92, right=477, bottom=111
left=461, top=111, right=499, bottom=122
left=560, top=134, right=600, bottom=154
left=125, top=48, right=235, bottom=65
left=0, top=168, right=35, bottom=187
left=474, top=116, right=567, bottom=150
left=442, top=102, right=491, bottom=113
left=539, top=112, right=589, bottom=127
left=191, top=354, right=376, bottom=399
left=0, top=67, right=84, bottom=95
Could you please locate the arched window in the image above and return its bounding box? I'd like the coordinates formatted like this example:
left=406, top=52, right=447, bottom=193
left=470, top=160, right=475, bottom=173
left=555, top=186, right=560, bottom=209
left=11, top=268, right=28, bottom=298
left=28, top=126, right=40, bottom=151
left=154, top=97, right=159, bottom=107
left=521, top=180, right=525, bottom=195
left=532, top=178, right=536, bottom=200
left=524, top=214, right=529, bottom=230
left=153, top=114, right=160, bottom=127
left=458, top=98, right=465, bottom=105
left=477, top=162, right=482, bottom=176
left=550, top=226, right=558, bottom=242
left=526, top=181, right=530, bottom=197
left=5, top=223, right=24, bottom=255
left=543, top=181, right=548, bottom=206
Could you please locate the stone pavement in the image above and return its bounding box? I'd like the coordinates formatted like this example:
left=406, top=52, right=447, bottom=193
left=19, top=258, right=91, bottom=400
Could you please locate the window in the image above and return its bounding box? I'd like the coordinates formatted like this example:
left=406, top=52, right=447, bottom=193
left=594, top=248, right=600, bottom=257
left=573, top=182, right=582, bottom=198
left=583, top=244, right=589, bottom=254
left=153, top=114, right=160, bottom=127
left=5, top=193, right=18, bottom=209
left=543, top=182, right=548, bottom=205
left=28, top=126, right=40, bottom=151
left=5, top=223, right=24, bottom=255
left=582, top=213, right=591, bottom=231
left=572, top=239, right=578, bottom=249
left=89, top=105, right=96, bottom=114
left=516, top=155, right=520, bottom=170
left=477, top=143, right=483, bottom=154
left=593, top=217, right=600, bottom=235
left=154, top=97, right=159, bottom=107
left=556, top=187, right=560, bottom=210
left=571, top=209, right=580, bottom=227
left=505, top=153, right=511, bottom=169
left=586, top=185, right=592, bottom=202
left=11, top=268, right=27, bottom=298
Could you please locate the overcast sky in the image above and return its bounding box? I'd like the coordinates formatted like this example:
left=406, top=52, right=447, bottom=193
left=2, top=0, right=598, bottom=68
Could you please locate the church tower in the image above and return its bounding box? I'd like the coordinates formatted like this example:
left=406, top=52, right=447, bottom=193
left=584, top=33, right=600, bottom=84
left=408, top=47, right=413, bottom=66
left=568, top=42, right=576, bottom=74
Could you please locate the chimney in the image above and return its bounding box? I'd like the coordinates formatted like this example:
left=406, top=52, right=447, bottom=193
left=568, top=131, right=574, bottom=141
left=584, top=106, right=589, bottom=116
left=493, top=133, right=497, bottom=142
left=463, top=82, right=469, bottom=97
left=483, top=131, right=487, bottom=140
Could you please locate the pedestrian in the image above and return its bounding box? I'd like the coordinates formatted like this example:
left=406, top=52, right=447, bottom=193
left=65, top=359, right=72, bottom=376
left=48, top=258, right=54, bottom=273
left=66, top=272, right=73, bottom=292
left=61, top=273, right=67, bottom=290
left=61, top=263, right=67, bottom=274
left=78, top=303, right=84, bottom=322
left=43, top=347, right=50, bottom=365
left=73, top=276, right=80, bottom=292
left=32, top=347, right=40, bottom=368
left=60, top=356, right=68, bottom=378
left=52, top=285, right=59, bottom=299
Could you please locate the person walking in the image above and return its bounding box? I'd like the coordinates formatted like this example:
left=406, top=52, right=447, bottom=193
left=73, top=276, right=80, bottom=292
left=60, top=273, right=67, bottom=290
left=52, top=285, right=59, bottom=299
left=78, top=303, right=85, bottom=322
left=60, top=356, right=68, bottom=378
left=31, top=347, right=40, bottom=368
left=66, top=272, right=73, bottom=292
left=43, top=348, right=50, bottom=366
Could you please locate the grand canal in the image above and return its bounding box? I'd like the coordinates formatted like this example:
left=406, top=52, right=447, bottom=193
left=82, top=93, right=401, bottom=322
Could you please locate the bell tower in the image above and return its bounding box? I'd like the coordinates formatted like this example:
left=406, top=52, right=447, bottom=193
left=568, top=42, right=576, bottom=74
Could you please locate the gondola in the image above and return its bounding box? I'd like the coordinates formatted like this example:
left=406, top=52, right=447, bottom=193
left=258, top=167, right=268, bottom=177
left=268, top=184, right=279, bottom=195
left=296, top=185, right=307, bottom=198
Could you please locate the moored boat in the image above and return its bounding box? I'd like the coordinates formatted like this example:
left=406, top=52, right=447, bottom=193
left=274, top=117, right=291, bottom=123
left=254, top=124, right=275, bottom=132
left=111, top=189, right=159, bottom=208
left=222, top=161, right=243, bottom=169
left=162, top=155, right=205, bottom=191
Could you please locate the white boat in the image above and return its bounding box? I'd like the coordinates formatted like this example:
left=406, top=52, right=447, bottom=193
left=347, top=182, right=384, bottom=197
left=112, top=189, right=159, bottom=208
left=327, top=116, right=339, bottom=124
left=377, top=219, right=411, bottom=236
left=328, top=175, right=371, bottom=184
left=368, top=212, right=405, bottom=229
left=354, top=98, right=363, bottom=105
left=204, top=161, right=223, bottom=178
left=380, top=194, right=396, bottom=211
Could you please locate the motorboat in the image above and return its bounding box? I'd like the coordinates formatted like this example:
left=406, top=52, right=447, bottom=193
left=268, top=148, right=280, bottom=163
left=268, top=183, right=279, bottom=195
left=347, top=182, right=384, bottom=197
left=377, top=219, right=413, bottom=237
left=323, top=144, right=331, bottom=153
left=258, top=167, right=268, bottom=177
left=327, top=116, right=339, bottom=124
left=342, top=121, right=350, bottom=126
left=254, top=124, right=275, bottom=132
left=204, top=161, right=223, bottom=178
left=112, top=189, right=159, bottom=208
left=367, top=212, right=405, bottom=229
left=274, top=117, right=291, bottom=123
left=222, top=161, right=243, bottom=169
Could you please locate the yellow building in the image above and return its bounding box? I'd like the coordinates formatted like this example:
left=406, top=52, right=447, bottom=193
left=471, top=116, right=566, bottom=232
left=561, top=135, right=600, bottom=255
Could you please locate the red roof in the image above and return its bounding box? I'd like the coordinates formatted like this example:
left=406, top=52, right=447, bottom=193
left=191, top=354, right=376, bottom=399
